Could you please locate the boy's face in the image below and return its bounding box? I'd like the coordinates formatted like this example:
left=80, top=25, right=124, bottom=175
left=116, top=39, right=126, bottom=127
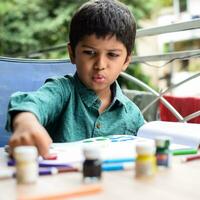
left=68, top=34, right=131, bottom=96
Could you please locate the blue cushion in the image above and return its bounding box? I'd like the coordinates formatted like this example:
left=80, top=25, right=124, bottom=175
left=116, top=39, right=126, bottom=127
left=0, top=57, right=75, bottom=147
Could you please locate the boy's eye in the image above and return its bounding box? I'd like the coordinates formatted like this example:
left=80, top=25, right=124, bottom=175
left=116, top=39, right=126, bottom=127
left=83, top=50, right=96, bottom=56
left=108, top=52, right=119, bottom=57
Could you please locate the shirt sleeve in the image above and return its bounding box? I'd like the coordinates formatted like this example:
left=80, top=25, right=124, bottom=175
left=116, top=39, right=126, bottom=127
left=5, top=77, right=71, bottom=131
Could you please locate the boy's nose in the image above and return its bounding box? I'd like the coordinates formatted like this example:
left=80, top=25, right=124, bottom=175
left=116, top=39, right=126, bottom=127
left=94, top=65, right=105, bottom=71
left=94, top=55, right=106, bottom=70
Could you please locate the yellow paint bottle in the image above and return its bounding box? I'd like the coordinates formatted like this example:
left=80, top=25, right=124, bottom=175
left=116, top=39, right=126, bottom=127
left=135, top=142, right=157, bottom=178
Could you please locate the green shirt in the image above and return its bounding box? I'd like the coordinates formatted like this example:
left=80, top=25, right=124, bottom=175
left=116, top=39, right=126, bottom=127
left=6, top=73, right=144, bottom=142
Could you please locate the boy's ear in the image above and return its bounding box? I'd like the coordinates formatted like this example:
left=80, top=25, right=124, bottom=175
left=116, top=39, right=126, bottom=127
left=67, top=43, right=75, bottom=64
left=122, top=55, right=131, bottom=71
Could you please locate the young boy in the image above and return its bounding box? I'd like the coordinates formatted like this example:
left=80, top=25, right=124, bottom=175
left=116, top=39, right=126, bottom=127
left=6, top=0, right=144, bottom=158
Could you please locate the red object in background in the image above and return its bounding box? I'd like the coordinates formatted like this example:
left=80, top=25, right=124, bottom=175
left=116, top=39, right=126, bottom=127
left=159, top=95, right=200, bottom=123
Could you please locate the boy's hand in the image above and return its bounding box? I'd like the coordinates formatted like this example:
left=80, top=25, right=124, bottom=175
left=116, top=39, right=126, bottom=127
left=8, top=112, right=52, bottom=159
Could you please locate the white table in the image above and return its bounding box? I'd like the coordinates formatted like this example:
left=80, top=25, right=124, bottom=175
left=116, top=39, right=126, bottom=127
left=0, top=148, right=200, bottom=200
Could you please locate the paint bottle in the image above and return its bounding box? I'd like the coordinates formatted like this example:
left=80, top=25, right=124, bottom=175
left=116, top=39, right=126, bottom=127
left=135, top=142, right=156, bottom=178
left=155, top=136, right=171, bottom=167
left=82, top=146, right=102, bottom=183
left=14, top=146, right=38, bottom=184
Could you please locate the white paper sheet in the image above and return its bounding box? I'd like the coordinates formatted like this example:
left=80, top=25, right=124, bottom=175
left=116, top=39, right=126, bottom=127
left=137, top=121, right=200, bottom=149
left=39, top=133, right=195, bottom=166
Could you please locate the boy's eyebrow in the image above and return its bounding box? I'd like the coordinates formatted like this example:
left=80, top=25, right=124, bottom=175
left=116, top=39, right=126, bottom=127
left=81, top=44, right=123, bottom=52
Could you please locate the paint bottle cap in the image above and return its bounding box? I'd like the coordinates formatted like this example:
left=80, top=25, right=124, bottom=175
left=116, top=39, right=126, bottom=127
left=83, top=145, right=101, bottom=160
left=136, top=142, right=155, bottom=155
left=14, top=146, right=38, bottom=161
left=155, top=136, right=171, bottom=148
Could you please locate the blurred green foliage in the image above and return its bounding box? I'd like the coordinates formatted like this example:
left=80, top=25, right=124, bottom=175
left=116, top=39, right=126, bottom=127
left=0, top=0, right=80, bottom=57
left=0, top=0, right=166, bottom=90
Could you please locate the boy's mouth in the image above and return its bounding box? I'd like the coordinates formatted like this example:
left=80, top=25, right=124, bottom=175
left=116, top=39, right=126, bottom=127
left=92, top=74, right=105, bottom=83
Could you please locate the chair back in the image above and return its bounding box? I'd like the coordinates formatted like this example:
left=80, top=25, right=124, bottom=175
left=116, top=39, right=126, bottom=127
left=0, top=57, right=75, bottom=146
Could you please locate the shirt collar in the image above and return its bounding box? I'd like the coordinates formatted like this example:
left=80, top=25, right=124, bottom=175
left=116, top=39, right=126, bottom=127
left=74, top=72, right=127, bottom=110
left=111, top=81, right=127, bottom=109
left=74, top=73, right=99, bottom=108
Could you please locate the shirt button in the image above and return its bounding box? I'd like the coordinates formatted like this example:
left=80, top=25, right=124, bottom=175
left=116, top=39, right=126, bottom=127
left=96, top=123, right=101, bottom=129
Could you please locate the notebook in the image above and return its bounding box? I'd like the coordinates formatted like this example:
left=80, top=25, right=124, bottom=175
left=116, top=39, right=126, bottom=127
left=39, top=122, right=200, bottom=166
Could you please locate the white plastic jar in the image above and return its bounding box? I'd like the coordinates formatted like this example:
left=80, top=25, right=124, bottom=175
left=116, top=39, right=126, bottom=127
left=14, top=146, right=38, bottom=184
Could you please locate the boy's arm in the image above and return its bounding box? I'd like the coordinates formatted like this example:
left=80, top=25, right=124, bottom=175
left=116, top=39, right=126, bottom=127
left=9, top=112, right=52, bottom=158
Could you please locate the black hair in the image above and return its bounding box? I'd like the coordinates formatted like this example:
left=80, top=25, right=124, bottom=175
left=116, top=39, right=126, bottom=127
left=69, top=0, right=136, bottom=56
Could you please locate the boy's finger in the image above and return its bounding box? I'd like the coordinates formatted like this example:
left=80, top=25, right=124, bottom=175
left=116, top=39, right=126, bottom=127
left=8, top=136, right=21, bottom=149
left=34, top=131, right=52, bottom=158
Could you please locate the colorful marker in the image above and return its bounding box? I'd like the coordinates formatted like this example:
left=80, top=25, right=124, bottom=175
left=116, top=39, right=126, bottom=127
left=171, top=148, right=197, bottom=156
left=103, top=158, right=134, bottom=164
left=7, top=159, right=73, bottom=168
left=43, top=153, right=57, bottom=160
left=0, top=166, right=78, bottom=179
left=39, top=166, right=78, bottom=175
left=19, top=184, right=102, bottom=200
left=182, top=154, right=200, bottom=162
left=102, top=162, right=134, bottom=171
